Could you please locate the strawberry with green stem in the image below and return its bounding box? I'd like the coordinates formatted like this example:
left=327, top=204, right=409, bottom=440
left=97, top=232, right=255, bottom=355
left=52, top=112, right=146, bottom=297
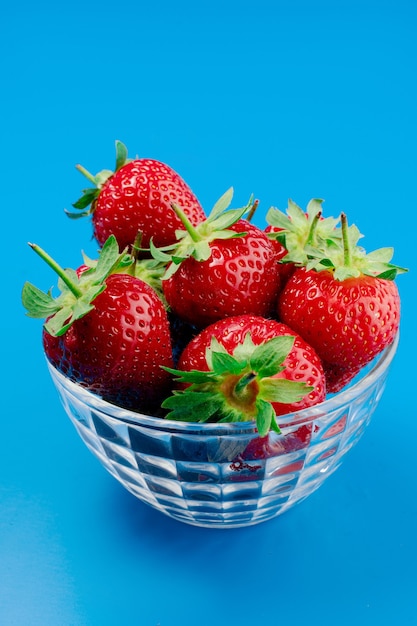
left=152, top=188, right=282, bottom=328
left=278, top=212, right=407, bottom=392
left=67, top=140, right=206, bottom=252
left=162, top=314, right=326, bottom=436
left=22, top=235, right=174, bottom=413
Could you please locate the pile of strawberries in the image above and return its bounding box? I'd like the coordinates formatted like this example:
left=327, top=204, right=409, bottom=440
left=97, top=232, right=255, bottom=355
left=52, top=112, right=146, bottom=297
left=22, top=141, right=406, bottom=436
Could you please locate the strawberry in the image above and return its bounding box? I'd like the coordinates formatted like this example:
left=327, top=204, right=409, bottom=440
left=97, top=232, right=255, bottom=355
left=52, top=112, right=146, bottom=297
left=22, top=236, right=174, bottom=413
left=278, top=213, right=407, bottom=392
left=153, top=189, right=282, bottom=328
left=161, top=314, right=326, bottom=436
left=67, top=140, right=206, bottom=252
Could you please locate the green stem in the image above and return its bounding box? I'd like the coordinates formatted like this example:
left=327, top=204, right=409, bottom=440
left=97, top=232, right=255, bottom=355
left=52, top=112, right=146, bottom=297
left=246, top=199, right=259, bottom=223
left=128, top=231, right=143, bottom=275
left=28, top=243, right=83, bottom=298
left=234, top=372, right=257, bottom=397
left=305, top=210, right=322, bottom=246
left=171, top=203, right=203, bottom=243
left=75, top=164, right=97, bottom=186
left=340, top=212, right=352, bottom=267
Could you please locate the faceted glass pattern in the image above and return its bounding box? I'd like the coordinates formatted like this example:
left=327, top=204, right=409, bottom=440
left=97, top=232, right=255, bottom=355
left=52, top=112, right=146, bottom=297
left=47, top=334, right=398, bottom=528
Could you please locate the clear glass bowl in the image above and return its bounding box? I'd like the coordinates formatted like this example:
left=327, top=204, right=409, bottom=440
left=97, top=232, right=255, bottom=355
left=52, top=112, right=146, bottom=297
left=47, top=333, right=398, bottom=528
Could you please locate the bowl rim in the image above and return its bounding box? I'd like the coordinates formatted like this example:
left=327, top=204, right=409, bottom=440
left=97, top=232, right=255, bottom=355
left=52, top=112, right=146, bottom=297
left=46, top=331, right=399, bottom=434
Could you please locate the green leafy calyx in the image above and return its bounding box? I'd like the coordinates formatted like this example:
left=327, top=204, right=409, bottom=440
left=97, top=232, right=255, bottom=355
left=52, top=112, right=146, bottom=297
left=305, top=212, right=408, bottom=280
left=150, top=188, right=256, bottom=279
left=267, top=199, right=407, bottom=281
left=66, top=140, right=133, bottom=219
left=22, top=235, right=131, bottom=336
left=81, top=232, right=167, bottom=304
left=266, top=198, right=340, bottom=265
left=161, top=333, right=313, bottom=436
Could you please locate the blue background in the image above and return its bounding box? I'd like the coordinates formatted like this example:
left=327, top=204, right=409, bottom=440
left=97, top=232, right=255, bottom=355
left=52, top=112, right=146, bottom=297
left=2, top=1, right=416, bottom=624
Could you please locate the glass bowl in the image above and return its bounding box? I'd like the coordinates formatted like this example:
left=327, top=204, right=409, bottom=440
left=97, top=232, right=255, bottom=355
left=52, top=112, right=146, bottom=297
left=46, top=333, right=398, bottom=528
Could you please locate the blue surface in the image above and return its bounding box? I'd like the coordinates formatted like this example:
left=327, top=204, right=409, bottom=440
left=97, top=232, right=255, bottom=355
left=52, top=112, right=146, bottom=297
left=2, top=1, right=416, bottom=624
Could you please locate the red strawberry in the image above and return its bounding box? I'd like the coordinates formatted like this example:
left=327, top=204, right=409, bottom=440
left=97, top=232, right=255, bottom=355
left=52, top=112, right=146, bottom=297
left=162, top=314, right=326, bottom=436
left=67, top=140, right=205, bottom=252
left=278, top=213, right=406, bottom=391
left=154, top=189, right=281, bottom=328
left=22, top=236, right=174, bottom=413
left=66, top=254, right=189, bottom=368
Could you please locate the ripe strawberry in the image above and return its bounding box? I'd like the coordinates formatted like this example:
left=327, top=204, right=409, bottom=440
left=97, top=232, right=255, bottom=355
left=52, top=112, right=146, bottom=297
left=162, top=314, right=326, bottom=436
left=153, top=189, right=282, bottom=328
left=67, top=140, right=205, bottom=252
left=278, top=213, right=406, bottom=392
left=22, top=236, right=174, bottom=413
